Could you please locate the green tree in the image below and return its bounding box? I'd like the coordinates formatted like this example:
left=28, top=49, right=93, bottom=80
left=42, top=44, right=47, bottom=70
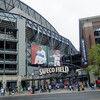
left=85, top=44, right=100, bottom=77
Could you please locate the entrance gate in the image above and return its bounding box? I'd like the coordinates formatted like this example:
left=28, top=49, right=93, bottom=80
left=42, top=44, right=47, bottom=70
left=6, top=81, right=17, bottom=89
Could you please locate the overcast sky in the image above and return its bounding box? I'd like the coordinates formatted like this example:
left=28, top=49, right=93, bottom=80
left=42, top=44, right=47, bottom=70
left=21, top=0, right=100, bottom=50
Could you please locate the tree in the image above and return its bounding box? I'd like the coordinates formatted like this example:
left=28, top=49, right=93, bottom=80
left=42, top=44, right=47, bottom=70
left=85, top=44, right=100, bottom=77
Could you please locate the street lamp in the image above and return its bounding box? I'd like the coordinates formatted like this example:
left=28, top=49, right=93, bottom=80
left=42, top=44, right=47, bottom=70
left=32, top=73, right=34, bottom=86
left=32, top=72, right=34, bottom=94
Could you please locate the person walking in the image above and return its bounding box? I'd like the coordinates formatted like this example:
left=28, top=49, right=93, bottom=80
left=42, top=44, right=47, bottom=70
left=1, top=88, right=4, bottom=96
left=9, top=87, right=12, bottom=95
left=69, top=85, right=71, bottom=91
left=48, top=84, right=51, bottom=92
left=91, top=81, right=95, bottom=90
left=82, top=84, right=84, bottom=91
left=78, top=83, right=80, bottom=91
left=72, top=84, right=74, bottom=91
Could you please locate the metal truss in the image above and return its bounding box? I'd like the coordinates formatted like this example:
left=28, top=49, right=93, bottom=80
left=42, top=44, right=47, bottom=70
left=0, top=0, right=58, bottom=34
left=26, top=19, right=77, bottom=54
left=0, top=10, right=19, bottom=28
left=0, top=11, right=77, bottom=55
left=0, top=0, right=78, bottom=54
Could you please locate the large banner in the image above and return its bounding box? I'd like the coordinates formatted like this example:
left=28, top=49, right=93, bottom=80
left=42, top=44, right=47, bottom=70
left=48, top=49, right=61, bottom=66
left=81, top=39, right=88, bottom=68
left=31, top=45, right=47, bottom=64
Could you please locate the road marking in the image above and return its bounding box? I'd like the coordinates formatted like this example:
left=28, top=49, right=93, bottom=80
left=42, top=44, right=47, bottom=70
left=40, top=98, right=56, bottom=99
left=89, top=99, right=100, bottom=100
left=32, top=97, right=57, bottom=100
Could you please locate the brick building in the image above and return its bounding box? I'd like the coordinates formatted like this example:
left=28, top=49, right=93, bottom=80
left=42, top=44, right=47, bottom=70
left=79, top=15, right=100, bottom=82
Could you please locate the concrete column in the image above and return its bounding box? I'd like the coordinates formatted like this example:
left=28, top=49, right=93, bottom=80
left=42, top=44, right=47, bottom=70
left=17, top=75, right=22, bottom=87
left=2, top=75, right=6, bottom=89
left=17, top=18, right=26, bottom=75
left=35, top=80, right=38, bottom=87
left=30, top=81, right=32, bottom=87
left=89, top=72, right=98, bottom=83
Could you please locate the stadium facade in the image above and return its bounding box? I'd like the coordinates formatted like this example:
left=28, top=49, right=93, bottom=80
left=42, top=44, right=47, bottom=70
left=0, top=0, right=79, bottom=89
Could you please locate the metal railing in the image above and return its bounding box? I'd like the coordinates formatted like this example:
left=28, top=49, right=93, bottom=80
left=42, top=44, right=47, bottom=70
left=0, top=34, right=17, bottom=40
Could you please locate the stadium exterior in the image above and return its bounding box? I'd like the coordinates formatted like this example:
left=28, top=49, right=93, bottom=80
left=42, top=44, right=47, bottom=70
left=0, top=0, right=78, bottom=89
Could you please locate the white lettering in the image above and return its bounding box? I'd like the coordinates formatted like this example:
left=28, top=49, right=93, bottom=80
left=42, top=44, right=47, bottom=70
left=52, top=68, right=55, bottom=73
left=56, top=67, right=60, bottom=72
left=39, top=66, right=69, bottom=75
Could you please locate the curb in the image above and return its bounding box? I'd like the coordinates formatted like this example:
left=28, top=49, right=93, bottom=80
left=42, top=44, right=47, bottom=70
left=0, top=89, right=100, bottom=98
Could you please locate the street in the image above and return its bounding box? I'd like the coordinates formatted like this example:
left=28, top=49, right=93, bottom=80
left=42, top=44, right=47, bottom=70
left=0, top=91, right=100, bottom=100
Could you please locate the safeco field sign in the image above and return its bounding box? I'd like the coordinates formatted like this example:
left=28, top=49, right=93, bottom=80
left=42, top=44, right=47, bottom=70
left=39, top=66, right=69, bottom=75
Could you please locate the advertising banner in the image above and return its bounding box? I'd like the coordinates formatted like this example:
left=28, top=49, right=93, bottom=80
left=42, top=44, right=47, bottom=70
left=48, top=49, right=61, bottom=66
left=31, top=45, right=47, bottom=64
left=81, top=39, right=88, bottom=67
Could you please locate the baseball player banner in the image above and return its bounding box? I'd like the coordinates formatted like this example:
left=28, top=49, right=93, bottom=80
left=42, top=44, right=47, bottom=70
left=31, top=45, right=47, bottom=64
left=48, top=49, right=61, bottom=66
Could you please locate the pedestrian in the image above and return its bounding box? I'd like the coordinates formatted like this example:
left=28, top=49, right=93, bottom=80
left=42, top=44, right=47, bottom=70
left=91, top=81, right=95, bottom=90
left=4, top=89, right=6, bottom=95
left=69, top=85, right=71, bottom=91
left=19, top=85, right=22, bottom=92
left=64, top=82, right=67, bottom=89
left=48, top=84, right=51, bottom=92
left=94, top=83, right=96, bottom=89
left=39, top=85, right=42, bottom=93
left=9, top=87, right=12, bottom=95
left=78, top=83, right=80, bottom=91
left=74, top=84, right=76, bottom=91
left=15, top=86, right=18, bottom=93
left=72, top=84, right=74, bottom=91
left=45, top=85, right=47, bottom=92
left=32, top=85, right=35, bottom=94
left=12, top=89, right=15, bottom=95
left=1, top=88, right=4, bottom=96
left=82, top=84, right=84, bottom=91
left=66, top=83, right=69, bottom=90
left=97, top=79, right=100, bottom=88
left=87, top=81, right=90, bottom=88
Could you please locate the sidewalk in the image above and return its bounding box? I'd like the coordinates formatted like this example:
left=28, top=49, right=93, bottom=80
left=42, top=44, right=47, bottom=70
left=1, top=88, right=100, bottom=97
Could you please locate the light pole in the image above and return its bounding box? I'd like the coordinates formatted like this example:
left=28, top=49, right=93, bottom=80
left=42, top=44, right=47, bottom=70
left=32, top=72, right=34, bottom=94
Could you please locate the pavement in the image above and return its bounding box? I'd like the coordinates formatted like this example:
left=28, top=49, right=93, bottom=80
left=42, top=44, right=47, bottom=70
left=0, top=88, right=100, bottom=98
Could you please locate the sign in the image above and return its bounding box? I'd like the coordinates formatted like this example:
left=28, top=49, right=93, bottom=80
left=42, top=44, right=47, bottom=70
left=76, top=69, right=87, bottom=76
left=31, top=45, right=47, bottom=64
left=39, top=66, right=69, bottom=75
left=48, top=49, right=61, bottom=66
left=81, top=39, right=88, bottom=66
